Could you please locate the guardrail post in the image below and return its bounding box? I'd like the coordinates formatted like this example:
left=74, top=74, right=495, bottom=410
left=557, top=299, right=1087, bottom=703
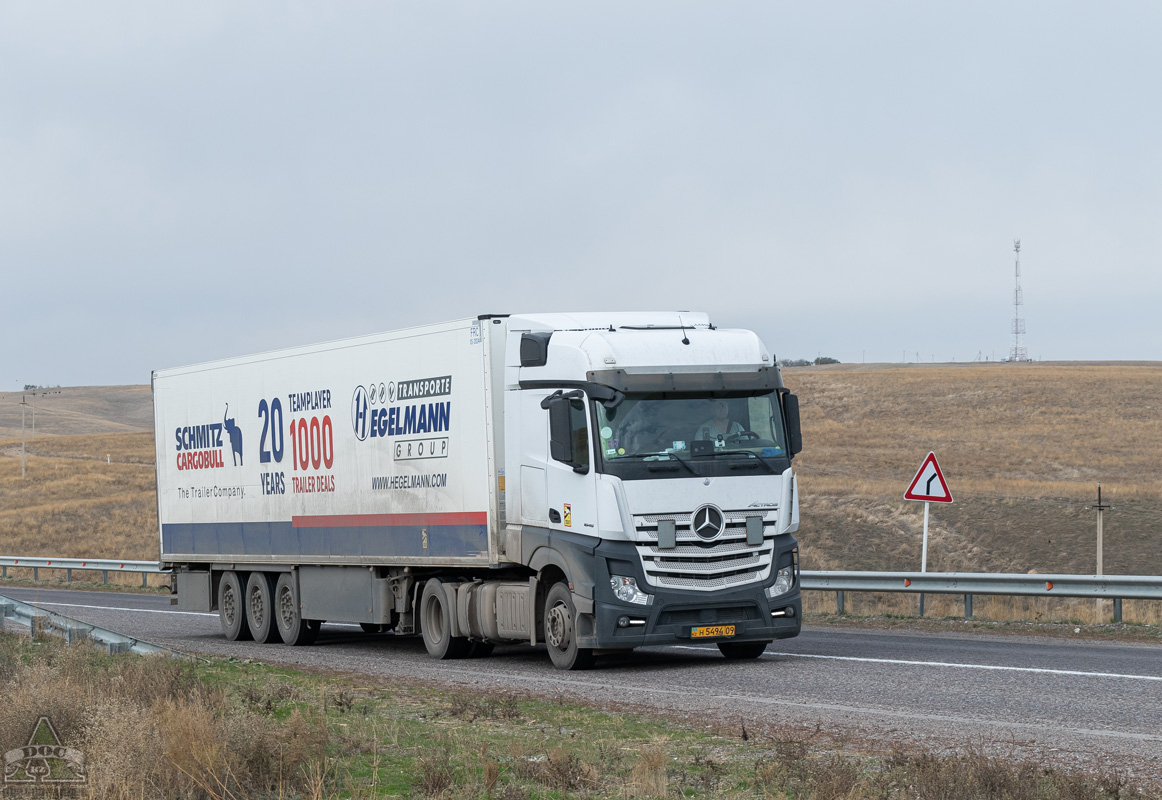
left=919, top=593, right=925, bottom=617
left=0, top=603, right=12, bottom=631
left=33, top=567, right=38, bottom=582
left=142, top=574, right=148, bottom=588
left=836, top=590, right=845, bottom=615
left=1113, top=598, right=1122, bottom=623
left=102, top=570, right=108, bottom=584
left=964, top=594, right=973, bottom=619
left=1, top=565, right=6, bottom=578
left=66, top=568, right=72, bottom=583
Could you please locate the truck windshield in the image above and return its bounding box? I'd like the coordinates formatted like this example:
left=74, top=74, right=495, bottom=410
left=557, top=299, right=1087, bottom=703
left=593, top=390, right=791, bottom=480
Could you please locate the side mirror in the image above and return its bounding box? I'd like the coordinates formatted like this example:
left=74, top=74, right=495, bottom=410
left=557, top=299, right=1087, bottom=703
left=783, top=393, right=803, bottom=455
left=546, top=395, right=574, bottom=464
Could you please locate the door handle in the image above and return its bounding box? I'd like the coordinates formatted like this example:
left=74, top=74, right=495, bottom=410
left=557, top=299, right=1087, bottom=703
left=549, top=509, right=561, bottom=523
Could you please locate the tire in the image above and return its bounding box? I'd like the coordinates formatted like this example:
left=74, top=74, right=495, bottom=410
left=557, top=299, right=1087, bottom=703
left=717, top=641, right=769, bottom=660
left=420, top=580, right=470, bottom=660
left=245, top=572, right=279, bottom=644
left=218, top=571, right=253, bottom=641
left=360, top=622, right=392, bottom=634
left=274, top=573, right=318, bottom=646
left=543, top=582, right=594, bottom=670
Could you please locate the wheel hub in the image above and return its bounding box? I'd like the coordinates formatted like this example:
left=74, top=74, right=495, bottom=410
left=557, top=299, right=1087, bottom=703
left=279, top=587, right=294, bottom=628
left=222, top=585, right=236, bottom=622
left=547, top=602, right=571, bottom=650
left=249, top=587, right=264, bottom=625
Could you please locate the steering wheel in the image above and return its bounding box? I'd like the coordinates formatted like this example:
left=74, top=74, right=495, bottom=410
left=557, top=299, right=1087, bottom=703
left=727, top=430, right=760, bottom=443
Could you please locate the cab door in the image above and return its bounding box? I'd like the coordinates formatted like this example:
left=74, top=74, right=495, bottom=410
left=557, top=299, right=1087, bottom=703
left=542, top=391, right=599, bottom=535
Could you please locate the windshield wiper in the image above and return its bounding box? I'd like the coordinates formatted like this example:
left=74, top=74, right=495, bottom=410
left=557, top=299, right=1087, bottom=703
left=665, top=451, right=697, bottom=475
left=712, top=450, right=778, bottom=473
left=622, top=451, right=697, bottom=476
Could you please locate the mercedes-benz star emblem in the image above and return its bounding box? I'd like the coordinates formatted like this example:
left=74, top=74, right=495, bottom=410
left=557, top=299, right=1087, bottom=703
left=692, top=505, right=724, bottom=540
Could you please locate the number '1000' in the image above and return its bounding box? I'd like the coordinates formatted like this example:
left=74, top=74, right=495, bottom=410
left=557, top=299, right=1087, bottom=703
left=290, top=416, right=334, bottom=470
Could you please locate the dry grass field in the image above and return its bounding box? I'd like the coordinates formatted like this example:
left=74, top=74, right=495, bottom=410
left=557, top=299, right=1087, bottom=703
left=1, top=364, right=1160, bottom=620
left=786, top=362, right=1162, bottom=624
left=0, top=431, right=158, bottom=587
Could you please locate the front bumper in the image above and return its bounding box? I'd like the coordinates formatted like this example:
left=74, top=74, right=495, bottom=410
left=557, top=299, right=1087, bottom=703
left=578, top=537, right=801, bottom=649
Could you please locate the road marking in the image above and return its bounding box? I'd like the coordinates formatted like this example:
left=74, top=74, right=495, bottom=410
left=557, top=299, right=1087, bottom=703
left=431, top=665, right=1162, bottom=743
left=21, top=600, right=362, bottom=628
left=24, top=601, right=217, bottom=617
left=670, top=645, right=1162, bottom=682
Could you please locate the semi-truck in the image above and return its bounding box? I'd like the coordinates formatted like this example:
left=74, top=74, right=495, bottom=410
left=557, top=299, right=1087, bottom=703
left=154, top=312, right=802, bottom=669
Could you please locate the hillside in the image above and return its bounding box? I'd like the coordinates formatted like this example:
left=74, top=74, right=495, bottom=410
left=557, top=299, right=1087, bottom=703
left=1, top=364, right=1160, bottom=582
left=786, top=362, right=1162, bottom=578
left=0, top=386, right=152, bottom=438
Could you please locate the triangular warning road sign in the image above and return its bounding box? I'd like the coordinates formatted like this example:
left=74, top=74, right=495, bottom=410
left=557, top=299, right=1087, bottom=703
left=904, top=451, right=953, bottom=503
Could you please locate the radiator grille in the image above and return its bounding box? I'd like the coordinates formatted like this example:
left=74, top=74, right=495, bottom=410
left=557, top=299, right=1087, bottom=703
left=633, top=507, right=778, bottom=591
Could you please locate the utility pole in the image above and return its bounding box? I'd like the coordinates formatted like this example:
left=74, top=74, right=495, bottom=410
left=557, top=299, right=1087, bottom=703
left=1087, top=483, right=1113, bottom=620
left=1087, top=483, right=1112, bottom=575
left=20, top=394, right=28, bottom=477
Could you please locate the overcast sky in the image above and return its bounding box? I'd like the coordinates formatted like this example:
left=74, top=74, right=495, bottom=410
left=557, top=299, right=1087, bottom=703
left=2, top=2, right=1160, bottom=389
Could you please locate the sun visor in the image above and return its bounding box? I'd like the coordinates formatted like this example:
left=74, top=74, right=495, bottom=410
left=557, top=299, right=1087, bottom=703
left=585, top=367, right=784, bottom=392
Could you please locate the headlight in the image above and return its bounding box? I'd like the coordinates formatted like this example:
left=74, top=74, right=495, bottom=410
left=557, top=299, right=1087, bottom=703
left=766, top=566, right=794, bottom=599
left=610, top=576, right=650, bottom=605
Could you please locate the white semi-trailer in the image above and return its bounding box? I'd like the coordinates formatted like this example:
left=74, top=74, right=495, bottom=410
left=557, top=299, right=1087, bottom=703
left=154, top=312, right=802, bottom=669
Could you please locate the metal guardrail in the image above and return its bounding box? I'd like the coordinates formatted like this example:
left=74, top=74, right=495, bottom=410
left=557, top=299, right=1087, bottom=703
left=1, top=557, right=1159, bottom=622
left=0, top=556, right=166, bottom=587
left=800, top=570, right=1162, bottom=621
left=0, top=592, right=195, bottom=659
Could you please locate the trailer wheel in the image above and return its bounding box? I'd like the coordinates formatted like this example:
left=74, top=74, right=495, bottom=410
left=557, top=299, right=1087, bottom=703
left=218, top=571, right=253, bottom=641
left=245, top=572, right=280, bottom=644
left=420, top=580, right=470, bottom=659
left=274, top=573, right=318, bottom=646
left=544, top=582, right=594, bottom=670
left=717, top=641, right=769, bottom=660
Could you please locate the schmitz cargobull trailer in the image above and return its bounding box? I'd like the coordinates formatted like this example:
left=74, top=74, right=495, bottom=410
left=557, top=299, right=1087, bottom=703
left=155, top=312, right=803, bottom=669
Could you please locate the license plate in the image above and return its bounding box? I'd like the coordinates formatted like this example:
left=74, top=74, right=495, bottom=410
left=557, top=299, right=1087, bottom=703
left=691, top=625, right=735, bottom=639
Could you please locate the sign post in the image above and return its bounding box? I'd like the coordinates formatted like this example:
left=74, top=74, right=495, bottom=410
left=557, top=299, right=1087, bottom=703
left=904, top=452, right=953, bottom=615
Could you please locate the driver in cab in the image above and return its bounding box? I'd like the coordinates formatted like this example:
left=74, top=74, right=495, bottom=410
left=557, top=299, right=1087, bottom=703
left=694, top=399, right=743, bottom=444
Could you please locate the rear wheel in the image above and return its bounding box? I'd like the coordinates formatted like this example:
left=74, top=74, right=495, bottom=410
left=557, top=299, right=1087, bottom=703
left=544, top=582, right=594, bottom=670
left=717, top=641, right=769, bottom=660
left=246, top=572, right=279, bottom=644
left=218, top=571, right=253, bottom=642
left=420, top=580, right=470, bottom=659
left=274, top=573, right=318, bottom=646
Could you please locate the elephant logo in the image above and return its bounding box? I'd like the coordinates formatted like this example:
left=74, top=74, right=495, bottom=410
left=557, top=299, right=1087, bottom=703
left=223, top=404, right=243, bottom=466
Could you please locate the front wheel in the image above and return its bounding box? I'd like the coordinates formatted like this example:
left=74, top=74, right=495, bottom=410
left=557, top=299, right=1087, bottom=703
left=717, top=641, right=769, bottom=660
left=544, top=582, right=594, bottom=670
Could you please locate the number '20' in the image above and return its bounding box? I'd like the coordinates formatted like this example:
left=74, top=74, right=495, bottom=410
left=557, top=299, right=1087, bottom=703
left=258, top=398, right=284, bottom=463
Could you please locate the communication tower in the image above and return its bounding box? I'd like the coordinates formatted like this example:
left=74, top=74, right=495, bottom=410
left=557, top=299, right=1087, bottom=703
left=1008, top=239, right=1028, bottom=362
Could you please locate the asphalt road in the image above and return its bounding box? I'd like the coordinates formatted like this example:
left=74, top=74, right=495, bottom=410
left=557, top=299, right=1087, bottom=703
left=5, top=585, right=1161, bottom=783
